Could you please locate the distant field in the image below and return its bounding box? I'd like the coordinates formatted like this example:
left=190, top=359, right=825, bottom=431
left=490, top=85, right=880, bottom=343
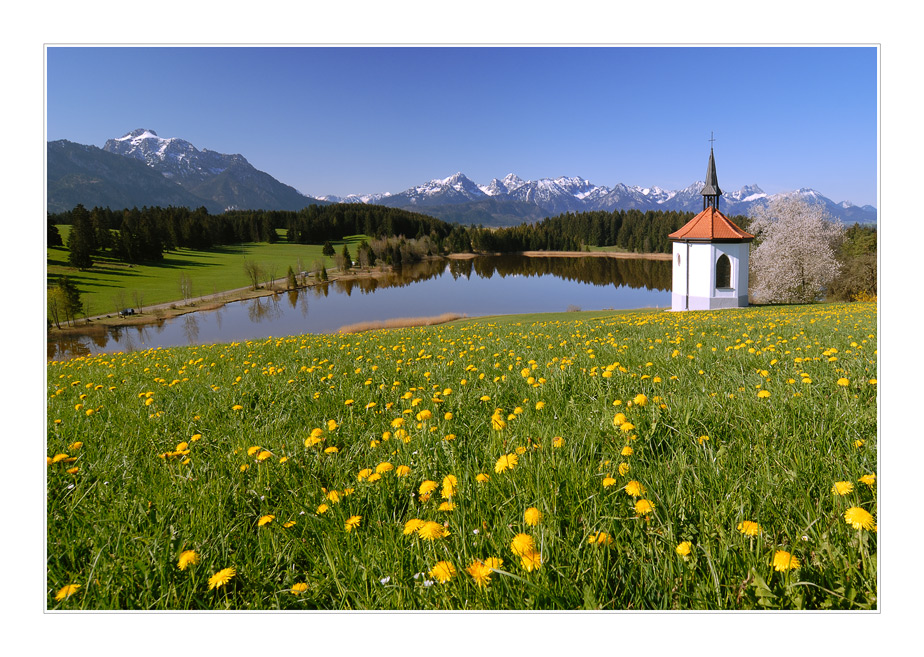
left=47, top=228, right=366, bottom=314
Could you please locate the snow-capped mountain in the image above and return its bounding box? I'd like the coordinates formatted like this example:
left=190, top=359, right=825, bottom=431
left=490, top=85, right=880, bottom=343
left=99, top=129, right=318, bottom=212
left=363, top=171, right=876, bottom=225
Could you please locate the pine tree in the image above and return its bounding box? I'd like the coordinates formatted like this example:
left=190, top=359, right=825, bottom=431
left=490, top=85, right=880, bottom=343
left=67, top=204, right=94, bottom=270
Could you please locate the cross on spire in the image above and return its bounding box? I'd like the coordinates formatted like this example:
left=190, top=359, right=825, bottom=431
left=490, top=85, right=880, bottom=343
left=701, top=134, right=722, bottom=210
left=709, top=131, right=716, bottom=148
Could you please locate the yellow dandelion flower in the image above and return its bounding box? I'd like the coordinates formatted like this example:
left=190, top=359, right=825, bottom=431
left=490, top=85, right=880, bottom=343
left=483, top=557, right=503, bottom=570
left=618, top=462, right=630, bottom=476
left=444, top=412, right=454, bottom=420
left=419, top=480, right=438, bottom=497
left=418, top=521, right=449, bottom=540
left=494, top=453, right=518, bottom=473
left=854, top=439, right=864, bottom=449
left=316, top=503, right=329, bottom=514
left=66, top=467, right=79, bottom=475
left=283, top=520, right=296, bottom=528
left=621, top=445, right=634, bottom=456
left=737, top=520, right=762, bottom=536
left=232, top=404, right=243, bottom=411
left=429, top=561, right=457, bottom=583
left=519, top=549, right=542, bottom=572
left=344, top=399, right=354, bottom=406
left=633, top=394, right=648, bottom=406
left=837, top=378, right=850, bottom=387
left=357, top=468, right=373, bottom=481
left=466, top=560, right=494, bottom=588
left=535, top=401, right=545, bottom=410
left=256, top=450, right=273, bottom=462
left=624, top=480, right=646, bottom=497
left=54, top=584, right=81, bottom=601
left=396, top=465, right=411, bottom=477
left=376, top=462, right=394, bottom=474
left=208, top=567, right=236, bottom=590
left=613, top=412, right=627, bottom=427
left=510, top=533, right=536, bottom=556
left=476, top=473, right=490, bottom=483
left=588, top=532, right=614, bottom=546
left=698, top=435, right=709, bottom=445
left=832, top=481, right=854, bottom=496
left=438, top=501, right=456, bottom=512
left=601, top=476, right=617, bottom=488
left=326, top=490, right=340, bottom=503
left=772, top=550, right=800, bottom=572
left=859, top=474, right=876, bottom=488
left=620, top=422, right=635, bottom=433
left=291, top=582, right=309, bottom=595
left=553, top=436, right=565, bottom=448
left=69, top=442, right=83, bottom=451
left=441, top=474, right=458, bottom=498
left=324, top=446, right=339, bottom=454
left=676, top=541, right=692, bottom=557
left=524, top=507, right=542, bottom=526
left=344, top=515, right=362, bottom=532
left=177, top=549, right=200, bottom=570
left=844, top=507, right=876, bottom=531
left=634, top=499, right=654, bottom=515
left=491, top=413, right=507, bottom=431
left=258, top=514, right=275, bottom=527
left=403, top=518, right=425, bottom=535
left=247, top=446, right=261, bottom=456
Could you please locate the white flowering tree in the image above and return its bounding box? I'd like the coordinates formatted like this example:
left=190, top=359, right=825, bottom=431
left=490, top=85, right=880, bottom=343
left=748, top=196, right=845, bottom=304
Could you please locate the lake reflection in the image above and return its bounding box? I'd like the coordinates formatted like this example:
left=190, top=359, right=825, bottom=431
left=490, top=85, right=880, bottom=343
left=47, top=255, right=670, bottom=360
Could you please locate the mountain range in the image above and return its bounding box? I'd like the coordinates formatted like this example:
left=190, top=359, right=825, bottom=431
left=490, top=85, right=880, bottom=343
left=47, top=129, right=878, bottom=226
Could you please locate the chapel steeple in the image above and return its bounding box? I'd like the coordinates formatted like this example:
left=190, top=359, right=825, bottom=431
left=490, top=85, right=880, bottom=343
left=701, top=134, right=722, bottom=210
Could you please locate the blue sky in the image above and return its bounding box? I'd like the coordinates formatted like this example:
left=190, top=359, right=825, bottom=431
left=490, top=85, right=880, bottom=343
left=47, top=45, right=877, bottom=206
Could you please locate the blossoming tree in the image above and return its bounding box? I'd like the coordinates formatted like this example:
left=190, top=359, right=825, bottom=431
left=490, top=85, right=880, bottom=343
left=748, top=196, right=845, bottom=304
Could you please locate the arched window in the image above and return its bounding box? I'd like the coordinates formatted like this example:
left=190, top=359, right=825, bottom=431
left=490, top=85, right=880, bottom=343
left=715, top=254, right=731, bottom=288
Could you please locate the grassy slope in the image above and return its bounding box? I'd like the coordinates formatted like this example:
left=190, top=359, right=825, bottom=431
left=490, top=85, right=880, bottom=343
left=47, top=302, right=877, bottom=610
left=48, top=227, right=366, bottom=314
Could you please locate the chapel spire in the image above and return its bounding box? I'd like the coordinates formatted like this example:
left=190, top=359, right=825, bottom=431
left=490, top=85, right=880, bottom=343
left=701, top=134, right=722, bottom=211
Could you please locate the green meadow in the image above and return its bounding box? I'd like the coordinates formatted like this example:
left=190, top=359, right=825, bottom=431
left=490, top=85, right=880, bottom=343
left=46, top=302, right=877, bottom=610
left=48, top=227, right=367, bottom=315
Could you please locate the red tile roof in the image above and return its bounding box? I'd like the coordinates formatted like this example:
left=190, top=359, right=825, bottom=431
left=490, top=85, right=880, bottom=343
left=668, top=207, right=754, bottom=242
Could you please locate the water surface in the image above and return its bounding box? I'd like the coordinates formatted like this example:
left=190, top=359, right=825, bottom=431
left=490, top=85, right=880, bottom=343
left=47, top=255, right=670, bottom=359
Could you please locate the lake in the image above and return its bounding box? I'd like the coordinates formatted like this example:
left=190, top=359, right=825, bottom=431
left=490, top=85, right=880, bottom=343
left=47, top=255, right=671, bottom=360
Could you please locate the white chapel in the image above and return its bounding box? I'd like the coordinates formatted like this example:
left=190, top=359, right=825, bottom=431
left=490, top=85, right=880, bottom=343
left=669, top=147, right=754, bottom=311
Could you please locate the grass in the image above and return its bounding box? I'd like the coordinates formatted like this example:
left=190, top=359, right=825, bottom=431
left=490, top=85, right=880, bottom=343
left=48, top=228, right=368, bottom=315
left=46, top=301, right=877, bottom=609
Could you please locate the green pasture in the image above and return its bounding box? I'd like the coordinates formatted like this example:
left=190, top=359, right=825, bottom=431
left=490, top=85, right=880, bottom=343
left=47, top=228, right=366, bottom=314
left=46, top=302, right=877, bottom=610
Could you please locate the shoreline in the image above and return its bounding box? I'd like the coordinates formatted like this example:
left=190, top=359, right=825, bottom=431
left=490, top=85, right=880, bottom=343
left=48, top=250, right=670, bottom=338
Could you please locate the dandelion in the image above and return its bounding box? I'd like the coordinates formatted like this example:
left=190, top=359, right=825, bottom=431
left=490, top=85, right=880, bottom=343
left=535, top=401, right=545, bottom=410
left=859, top=474, right=876, bottom=488
left=698, top=435, right=709, bottom=445
left=588, top=532, right=614, bottom=546
left=345, top=515, right=362, bottom=532
left=316, top=503, right=329, bottom=514
left=418, top=521, right=449, bottom=540
left=519, top=549, right=542, bottom=572
left=232, top=405, right=243, bottom=411
left=404, top=519, right=425, bottom=535
left=69, top=442, right=83, bottom=451
left=441, top=474, right=458, bottom=499
left=291, top=582, right=309, bottom=595
left=376, top=462, right=394, bottom=475
left=524, top=507, right=542, bottom=526
left=757, top=390, right=771, bottom=399
left=837, top=378, right=850, bottom=387
left=491, top=413, right=507, bottom=431
left=737, top=521, right=762, bottom=536
left=633, top=394, right=648, bottom=406
left=618, top=462, right=630, bottom=476
left=208, top=567, right=236, bottom=591
left=494, top=453, right=518, bottom=473
left=621, top=445, right=633, bottom=456
left=831, top=481, right=854, bottom=496
left=601, top=476, right=617, bottom=488
left=283, top=520, right=296, bottom=528
left=510, top=533, right=536, bottom=556
left=258, top=514, right=275, bottom=527
left=772, top=550, right=801, bottom=572
left=467, top=560, right=494, bottom=588
left=619, top=422, right=635, bottom=433
left=844, top=507, right=876, bottom=531
left=54, top=584, right=80, bottom=601
left=476, top=473, right=490, bottom=483
left=624, top=480, right=646, bottom=497
left=429, top=561, right=457, bottom=584
left=553, top=436, right=564, bottom=448
left=634, top=499, right=654, bottom=515
left=66, top=467, right=79, bottom=475
left=438, top=501, right=456, bottom=512
left=676, top=541, right=692, bottom=557
left=613, top=412, right=628, bottom=427
left=256, top=450, right=273, bottom=462
left=177, top=550, right=199, bottom=570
